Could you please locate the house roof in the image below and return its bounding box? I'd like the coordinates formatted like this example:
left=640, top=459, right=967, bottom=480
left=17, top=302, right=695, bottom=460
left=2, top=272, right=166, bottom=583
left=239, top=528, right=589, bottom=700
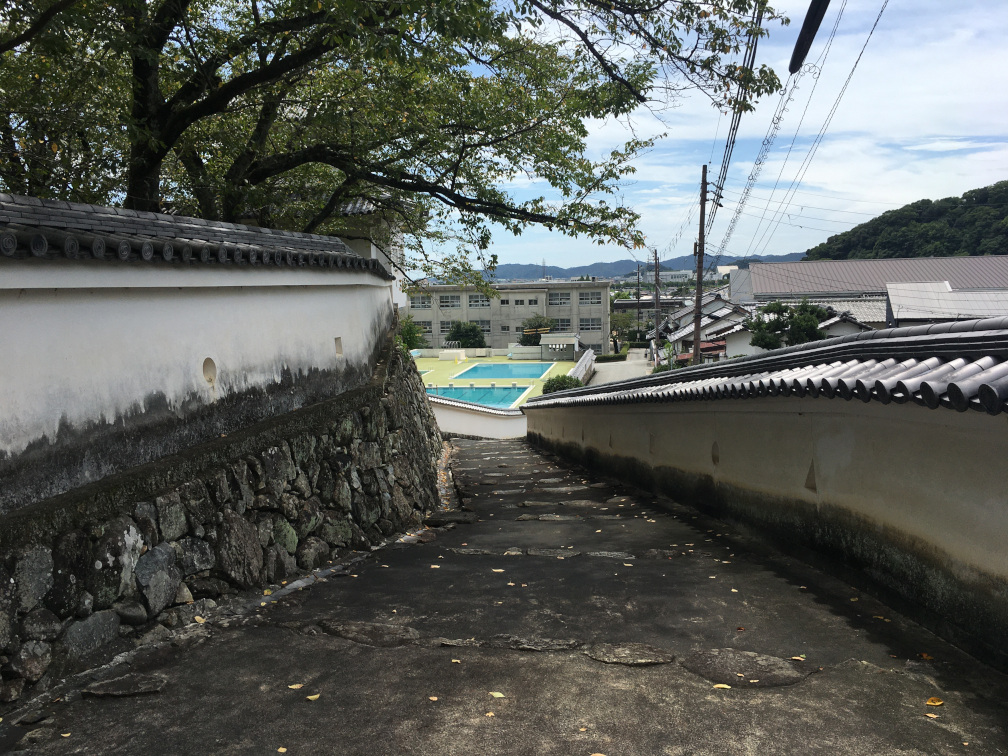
left=0, top=194, right=392, bottom=279
left=774, top=297, right=888, bottom=325
left=887, top=281, right=1008, bottom=321
left=525, top=316, right=1008, bottom=416
left=749, top=257, right=1008, bottom=298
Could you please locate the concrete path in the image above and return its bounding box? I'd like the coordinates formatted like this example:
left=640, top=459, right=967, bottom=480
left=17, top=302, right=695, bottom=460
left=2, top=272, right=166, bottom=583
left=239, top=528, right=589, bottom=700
left=4, top=439, right=1007, bottom=754
left=589, top=348, right=652, bottom=385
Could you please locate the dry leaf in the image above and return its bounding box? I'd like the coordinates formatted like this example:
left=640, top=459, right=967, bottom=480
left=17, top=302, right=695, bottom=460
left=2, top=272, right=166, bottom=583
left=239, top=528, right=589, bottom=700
left=431, top=565, right=440, bottom=569
left=749, top=679, right=759, bottom=683
left=579, top=727, right=587, bottom=732
left=194, top=616, right=206, bottom=624
left=926, top=697, right=944, bottom=706
left=485, top=712, right=494, bottom=717
left=791, top=655, right=806, bottom=661
left=507, top=582, right=515, bottom=586
left=920, top=652, right=934, bottom=661
left=925, top=713, right=939, bottom=719
left=263, top=589, right=272, bottom=595
left=306, top=694, right=320, bottom=701
left=429, top=696, right=438, bottom=701
left=489, top=691, right=505, bottom=698
left=288, top=683, right=304, bottom=689
left=61, top=733, right=71, bottom=738
left=492, top=569, right=505, bottom=573
left=451, top=659, right=461, bottom=664
left=730, top=588, right=738, bottom=593
left=713, top=683, right=731, bottom=689
left=260, top=602, right=267, bottom=607
left=278, top=749, right=287, bottom=753
left=623, top=563, right=633, bottom=567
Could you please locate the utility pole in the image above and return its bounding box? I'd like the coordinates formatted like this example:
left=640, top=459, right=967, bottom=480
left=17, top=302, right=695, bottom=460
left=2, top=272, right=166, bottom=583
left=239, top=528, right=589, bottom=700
left=692, top=164, right=707, bottom=365
left=636, top=263, right=641, bottom=338
left=653, top=248, right=661, bottom=364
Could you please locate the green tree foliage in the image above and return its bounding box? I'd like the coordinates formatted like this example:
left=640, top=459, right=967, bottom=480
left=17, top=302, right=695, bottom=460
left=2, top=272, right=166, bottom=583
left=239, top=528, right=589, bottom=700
left=541, top=374, right=582, bottom=394
left=398, top=314, right=429, bottom=350
left=744, top=299, right=827, bottom=350
left=1, top=0, right=784, bottom=283
left=446, top=321, right=486, bottom=348
left=610, top=311, right=636, bottom=341
left=517, top=313, right=557, bottom=346
left=804, top=181, right=1008, bottom=260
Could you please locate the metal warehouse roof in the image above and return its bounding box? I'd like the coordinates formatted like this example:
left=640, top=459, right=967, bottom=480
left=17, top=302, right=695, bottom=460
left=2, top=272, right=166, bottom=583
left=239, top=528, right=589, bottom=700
left=887, top=281, right=1008, bottom=321
left=525, top=316, right=1008, bottom=416
left=750, top=257, right=1008, bottom=298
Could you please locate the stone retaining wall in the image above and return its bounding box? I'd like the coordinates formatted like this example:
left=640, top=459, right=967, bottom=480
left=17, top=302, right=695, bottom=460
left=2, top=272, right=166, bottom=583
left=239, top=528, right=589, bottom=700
left=0, top=340, right=442, bottom=706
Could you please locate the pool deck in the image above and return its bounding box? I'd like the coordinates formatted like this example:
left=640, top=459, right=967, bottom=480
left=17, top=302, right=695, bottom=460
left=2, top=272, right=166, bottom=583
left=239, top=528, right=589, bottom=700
left=414, top=355, right=575, bottom=403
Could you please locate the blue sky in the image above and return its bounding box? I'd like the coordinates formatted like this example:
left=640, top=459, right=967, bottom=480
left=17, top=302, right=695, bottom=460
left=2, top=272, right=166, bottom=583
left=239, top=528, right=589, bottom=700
left=487, top=0, right=1008, bottom=269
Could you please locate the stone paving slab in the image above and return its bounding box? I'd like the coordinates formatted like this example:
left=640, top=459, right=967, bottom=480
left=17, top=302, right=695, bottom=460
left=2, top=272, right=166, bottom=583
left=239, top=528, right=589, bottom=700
left=2, top=438, right=1007, bottom=754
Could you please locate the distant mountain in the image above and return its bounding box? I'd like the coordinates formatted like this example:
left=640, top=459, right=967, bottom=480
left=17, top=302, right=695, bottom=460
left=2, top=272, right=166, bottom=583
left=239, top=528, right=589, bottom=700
left=804, top=180, right=1008, bottom=260
left=487, top=253, right=804, bottom=281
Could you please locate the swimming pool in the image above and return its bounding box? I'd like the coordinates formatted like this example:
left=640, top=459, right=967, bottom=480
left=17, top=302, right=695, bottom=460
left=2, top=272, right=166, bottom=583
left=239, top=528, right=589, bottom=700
left=426, top=386, right=527, bottom=408
left=454, top=362, right=554, bottom=380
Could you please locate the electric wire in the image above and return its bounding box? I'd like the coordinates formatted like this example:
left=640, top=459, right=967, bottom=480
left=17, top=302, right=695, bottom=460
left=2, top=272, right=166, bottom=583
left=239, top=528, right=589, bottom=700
left=747, top=0, right=891, bottom=260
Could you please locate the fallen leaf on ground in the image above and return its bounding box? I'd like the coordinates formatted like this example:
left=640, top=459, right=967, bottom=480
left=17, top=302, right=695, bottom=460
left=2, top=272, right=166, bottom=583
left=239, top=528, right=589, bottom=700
left=288, top=683, right=304, bottom=689
left=791, top=655, right=806, bottom=661
left=429, top=696, right=438, bottom=701
left=713, top=684, right=731, bottom=689
left=489, top=691, right=505, bottom=698
left=431, top=565, right=440, bottom=569
left=61, top=733, right=70, bottom=738
left=920, top=652, right=934, bottom=661
left=278, top=749, right=287, bottom=753
left=306, top=694, right=320, bottom=701
left=925, top=713, right=939, bottom=719
left=579, top=727, right=587, bottom=732
left=263, top=589, right=272, bottom=595
left=485, top=712, right=494, bottom=717
left=194, top=616, right=206, bottom=624
left=451, top=659, right=461, bottom=664
left=926, top=697, right=944, bottom=706
left=749, top=679, right=759, bottom=683
left=492, top=569, right=505, bottom=573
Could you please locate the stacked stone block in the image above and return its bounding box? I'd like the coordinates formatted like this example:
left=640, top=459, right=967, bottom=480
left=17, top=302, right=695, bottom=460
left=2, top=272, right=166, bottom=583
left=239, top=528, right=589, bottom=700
left=0, top=345, right=442, bottom=705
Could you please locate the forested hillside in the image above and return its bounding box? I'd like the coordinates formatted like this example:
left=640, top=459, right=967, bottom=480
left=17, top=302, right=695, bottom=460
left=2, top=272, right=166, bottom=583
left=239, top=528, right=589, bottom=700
left=804, top=180, right=1008, bottom=260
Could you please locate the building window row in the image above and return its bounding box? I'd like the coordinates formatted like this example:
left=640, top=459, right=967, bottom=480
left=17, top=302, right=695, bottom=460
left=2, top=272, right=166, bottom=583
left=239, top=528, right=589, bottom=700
left=579, top=291, right=603, bottom=305
left=580, top=317, right=602, bottom=331
left=439, top=320, right=458, bottom=334
left=415, top=320, right=432, bottom=334
left=410, top=294, right=431, bottom=309
left=439, top=294, right=461, bottom=308
left=556, top=318, right=571, bottom=331
left=468, top=294, right=490, bottom=308
left=548, top=292, right=571, bottom=306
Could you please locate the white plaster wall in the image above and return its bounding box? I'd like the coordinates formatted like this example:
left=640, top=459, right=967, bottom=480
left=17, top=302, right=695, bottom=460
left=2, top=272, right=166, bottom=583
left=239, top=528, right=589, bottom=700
left=429, top=403, right=527, bottom=439
left=526, top=399, right=1008, bottom=582
left=0, top=261, right=392, bottom=456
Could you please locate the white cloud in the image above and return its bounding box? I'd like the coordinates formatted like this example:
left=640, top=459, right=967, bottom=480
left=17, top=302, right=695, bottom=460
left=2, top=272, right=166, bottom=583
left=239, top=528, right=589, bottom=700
left=486, top=0, right=1008, bottom=268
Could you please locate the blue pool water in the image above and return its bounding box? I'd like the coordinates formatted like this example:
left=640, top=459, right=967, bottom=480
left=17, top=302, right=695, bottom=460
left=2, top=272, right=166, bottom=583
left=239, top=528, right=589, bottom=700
left=426, top=386, right=527, bottom=408
left=455, top=362, right=554, bottom=380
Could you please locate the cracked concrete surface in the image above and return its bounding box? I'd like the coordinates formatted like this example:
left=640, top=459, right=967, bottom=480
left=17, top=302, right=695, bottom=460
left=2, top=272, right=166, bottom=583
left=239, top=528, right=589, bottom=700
left=2, top=438, right=1007, bottom=754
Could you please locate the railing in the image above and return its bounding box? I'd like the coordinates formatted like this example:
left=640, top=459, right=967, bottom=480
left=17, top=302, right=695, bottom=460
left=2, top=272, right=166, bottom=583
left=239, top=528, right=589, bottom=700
left=568, top=348, right=596, bottom=383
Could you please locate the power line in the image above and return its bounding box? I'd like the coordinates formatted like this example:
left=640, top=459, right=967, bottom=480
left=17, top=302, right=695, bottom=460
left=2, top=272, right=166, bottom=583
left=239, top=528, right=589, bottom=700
left=748, top=0, right=891, bottom=260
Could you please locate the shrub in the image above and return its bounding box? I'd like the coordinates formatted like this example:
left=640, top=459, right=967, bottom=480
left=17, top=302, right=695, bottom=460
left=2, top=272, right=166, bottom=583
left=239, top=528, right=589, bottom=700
left=542, top=374, right=583, bottom=394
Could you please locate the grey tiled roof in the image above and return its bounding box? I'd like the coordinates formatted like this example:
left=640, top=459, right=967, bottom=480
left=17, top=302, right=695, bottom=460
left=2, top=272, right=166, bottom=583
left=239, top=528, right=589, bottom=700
left=525, top=316, right=1008, bottom=415
left=750, top=257, right=1008, bottom=297
left=0, top=193, right=393, bottom=279
left=777, top=297, right=887, bottom=325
